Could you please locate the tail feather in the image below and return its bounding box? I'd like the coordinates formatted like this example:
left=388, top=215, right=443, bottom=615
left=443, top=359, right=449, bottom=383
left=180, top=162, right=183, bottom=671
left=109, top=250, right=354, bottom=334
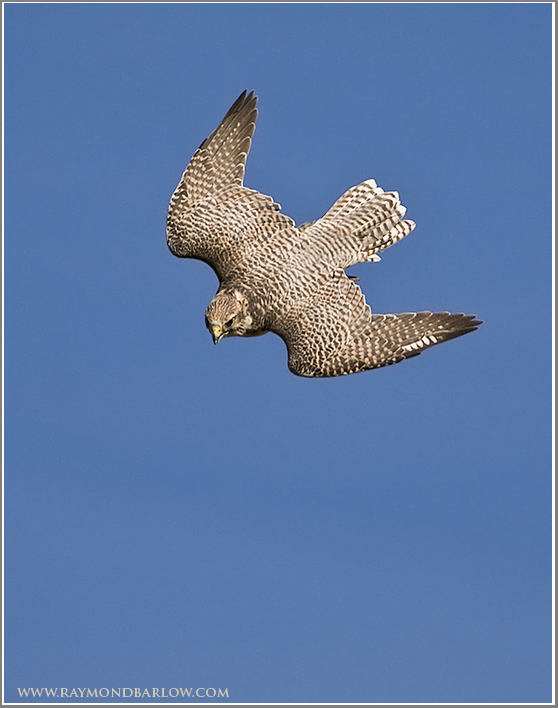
left=350, top=218, right=416, bottom=266
left=302, top=179, right=415, bottom=269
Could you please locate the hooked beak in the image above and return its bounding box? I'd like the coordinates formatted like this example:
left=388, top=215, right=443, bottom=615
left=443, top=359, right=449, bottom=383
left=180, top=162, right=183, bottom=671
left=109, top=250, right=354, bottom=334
left=211, top=326, right=224, bottom=345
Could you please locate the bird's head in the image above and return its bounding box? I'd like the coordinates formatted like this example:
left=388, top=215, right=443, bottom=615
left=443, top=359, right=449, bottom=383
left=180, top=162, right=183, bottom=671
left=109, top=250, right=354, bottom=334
left=205, top=291, right=250, bottom=344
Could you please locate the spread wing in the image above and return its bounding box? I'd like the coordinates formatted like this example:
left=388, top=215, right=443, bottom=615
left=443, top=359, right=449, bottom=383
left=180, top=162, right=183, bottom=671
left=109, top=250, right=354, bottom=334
left=274, top=270, right=481, bottom=377
left=167, top=91, right=296, bottom=280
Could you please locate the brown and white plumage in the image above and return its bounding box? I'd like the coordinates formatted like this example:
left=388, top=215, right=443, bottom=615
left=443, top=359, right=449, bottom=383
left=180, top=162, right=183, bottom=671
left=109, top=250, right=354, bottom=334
left=167, top=91, right=481, bottom=377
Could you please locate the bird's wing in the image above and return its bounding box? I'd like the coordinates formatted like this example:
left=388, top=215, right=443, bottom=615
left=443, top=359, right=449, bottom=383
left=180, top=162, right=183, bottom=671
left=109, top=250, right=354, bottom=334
left=167, top=91, right=296, bottom=280
left=274, top=270, right=481, bottom=377
left=171, top=90, right=257, bottom=206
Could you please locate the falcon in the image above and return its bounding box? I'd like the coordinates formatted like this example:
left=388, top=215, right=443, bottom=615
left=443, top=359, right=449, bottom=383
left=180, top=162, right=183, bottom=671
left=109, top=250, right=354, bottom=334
left=167, top=91, right=481, bottom=377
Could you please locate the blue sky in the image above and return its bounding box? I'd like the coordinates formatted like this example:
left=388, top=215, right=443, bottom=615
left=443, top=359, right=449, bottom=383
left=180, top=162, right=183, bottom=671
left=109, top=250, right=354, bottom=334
left=4, top=3, right=552, bottom=704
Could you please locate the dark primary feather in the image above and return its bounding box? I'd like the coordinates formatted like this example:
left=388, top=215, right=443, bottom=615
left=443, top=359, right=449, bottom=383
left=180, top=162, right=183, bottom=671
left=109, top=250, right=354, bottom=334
left=168, top=90, right=257, bottom=210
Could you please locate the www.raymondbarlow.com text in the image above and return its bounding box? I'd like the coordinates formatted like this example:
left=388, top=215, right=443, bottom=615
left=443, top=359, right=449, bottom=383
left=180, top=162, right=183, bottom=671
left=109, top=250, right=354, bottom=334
left=17, top=687, right=229, bottom=699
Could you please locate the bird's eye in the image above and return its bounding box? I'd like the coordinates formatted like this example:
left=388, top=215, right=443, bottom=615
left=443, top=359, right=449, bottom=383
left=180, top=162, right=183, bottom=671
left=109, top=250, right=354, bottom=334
left=225, top=318, right=234, bottom=328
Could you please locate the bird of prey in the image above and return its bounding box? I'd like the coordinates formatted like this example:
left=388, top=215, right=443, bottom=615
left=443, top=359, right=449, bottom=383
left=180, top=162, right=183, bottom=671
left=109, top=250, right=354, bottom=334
left=167, top=91, right=481, bottom=377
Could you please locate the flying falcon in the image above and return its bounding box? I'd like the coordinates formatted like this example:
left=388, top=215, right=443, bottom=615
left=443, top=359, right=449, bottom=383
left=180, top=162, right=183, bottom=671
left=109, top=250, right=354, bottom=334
left=167, top=91, right=481, bottom=377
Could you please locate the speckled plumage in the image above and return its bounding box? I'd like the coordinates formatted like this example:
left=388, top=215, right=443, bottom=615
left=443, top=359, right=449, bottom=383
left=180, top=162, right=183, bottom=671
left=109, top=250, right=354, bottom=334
left=167, top=91, right=481, bottom=377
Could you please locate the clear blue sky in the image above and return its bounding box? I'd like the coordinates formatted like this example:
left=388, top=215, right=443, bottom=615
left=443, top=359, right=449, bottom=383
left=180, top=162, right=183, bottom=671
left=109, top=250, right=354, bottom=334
left=5, top=4, right=552, bottom=704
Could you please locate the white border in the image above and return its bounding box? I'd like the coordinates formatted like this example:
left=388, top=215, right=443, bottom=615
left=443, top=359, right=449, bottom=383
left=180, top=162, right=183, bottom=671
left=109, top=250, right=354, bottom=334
left=1, top=2, right=555, bottom=706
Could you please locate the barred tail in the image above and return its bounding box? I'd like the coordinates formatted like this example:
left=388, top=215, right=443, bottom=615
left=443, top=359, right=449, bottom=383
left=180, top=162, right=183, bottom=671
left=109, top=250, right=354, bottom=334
left=303, top=179, right=415, bottom=269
